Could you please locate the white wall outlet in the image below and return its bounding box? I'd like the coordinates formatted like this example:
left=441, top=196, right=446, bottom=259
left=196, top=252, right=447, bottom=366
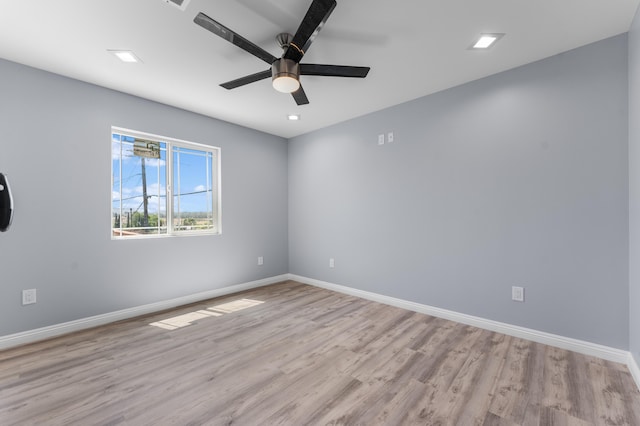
left=258, top=256, right=264, bottom=266
left=512, top=286, right=524, bottom=302
left=22, top=289, right=37, bottom=305
left=387, top=132, right=394, bottom=143
left=329, top=258, right=335, bottom=268
left=378, top=134, right=385, bottom=145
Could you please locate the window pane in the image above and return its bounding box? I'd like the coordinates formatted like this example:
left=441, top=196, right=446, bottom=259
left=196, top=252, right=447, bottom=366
left=172, top=146, right=215, bottom=232
left=112, top=133, right=167, bottom=237
left=111, top=128, right=219, bottom=239
left=112, top=134, right=122, bottom=233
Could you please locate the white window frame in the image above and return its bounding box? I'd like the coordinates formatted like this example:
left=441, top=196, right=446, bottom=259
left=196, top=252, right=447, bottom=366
left=111, top=127, right=221, bottom=239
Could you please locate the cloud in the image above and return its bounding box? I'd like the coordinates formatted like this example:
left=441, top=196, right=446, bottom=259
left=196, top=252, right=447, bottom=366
left=134, top=182, right=165, bottom=195
left=117, top=195, right=166, bottom=214
left=112, top=142, right=134, bottom=160
left=194, top=184, right=206, bottom=192
left=143, top=158, right=166, bottom=167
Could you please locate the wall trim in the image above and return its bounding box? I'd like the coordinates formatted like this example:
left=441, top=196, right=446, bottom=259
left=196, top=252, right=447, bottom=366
left=289, top=274, right=632, bottom=365
left=628, top=353, right=640, bottom=392
left=0, top=274, right=289, bottom=351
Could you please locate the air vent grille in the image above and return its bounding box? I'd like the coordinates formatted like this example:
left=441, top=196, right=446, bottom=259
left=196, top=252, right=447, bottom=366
left=162, top=0, right=190, bottom=11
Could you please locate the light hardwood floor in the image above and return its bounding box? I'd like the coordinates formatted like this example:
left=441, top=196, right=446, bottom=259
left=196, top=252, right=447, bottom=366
left=0, top=281, right=638, bottom=425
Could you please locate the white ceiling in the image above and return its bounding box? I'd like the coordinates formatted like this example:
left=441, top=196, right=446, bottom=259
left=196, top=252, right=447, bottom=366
left=0, top=0, right=638, bottom=138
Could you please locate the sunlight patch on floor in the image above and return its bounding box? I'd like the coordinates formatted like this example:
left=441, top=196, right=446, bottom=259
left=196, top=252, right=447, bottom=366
left=150, top=299, right=264, bottom=330
left=208, top=298, right=264, bottom=314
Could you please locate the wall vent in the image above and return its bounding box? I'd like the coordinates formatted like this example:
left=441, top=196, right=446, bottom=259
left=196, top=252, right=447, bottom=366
left=162, top=0, right=190, bottom=11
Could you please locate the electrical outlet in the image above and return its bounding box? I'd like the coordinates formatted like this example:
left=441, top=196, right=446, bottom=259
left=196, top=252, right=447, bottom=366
left=258, top=256, right=264, bottom=266
left=22, top=289, right=37, bottom=305
left=329, top=258, right=335, bottom=268
left=378, top=134, right=385, bottom=145
left=387, top=132, right=394, bottom=143
left=512, top=286, right=524, bottom=302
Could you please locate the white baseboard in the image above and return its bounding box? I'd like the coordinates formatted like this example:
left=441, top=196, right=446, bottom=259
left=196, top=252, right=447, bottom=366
left=628, top=353, right=640, bottom=391
left=0, top=274, right=289, bottom=351
left=3, top=273, right=639, bottom=392
left=289, top=274, right=631, bottom=366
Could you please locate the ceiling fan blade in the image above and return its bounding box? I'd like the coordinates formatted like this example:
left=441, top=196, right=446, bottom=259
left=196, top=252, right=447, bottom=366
left=194, top=12, right=277, bottom=65
left=292, top=85, right=310, bottom=105
left=220, top=69, right=272, bottom=90
left=300, top=64, right=370, bottom=78
left=284, top=0, right=337, bottom=63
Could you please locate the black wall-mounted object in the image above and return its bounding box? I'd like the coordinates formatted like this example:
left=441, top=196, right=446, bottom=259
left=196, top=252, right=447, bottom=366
left=0, top=173, right=13, bottom=232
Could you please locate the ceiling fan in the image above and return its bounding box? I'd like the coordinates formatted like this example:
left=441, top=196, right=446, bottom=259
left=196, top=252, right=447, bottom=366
left=193, top=0, right=370, bottom=105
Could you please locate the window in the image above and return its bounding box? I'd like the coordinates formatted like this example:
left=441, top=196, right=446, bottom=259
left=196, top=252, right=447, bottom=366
left=111, top=127, right=220, bottom=238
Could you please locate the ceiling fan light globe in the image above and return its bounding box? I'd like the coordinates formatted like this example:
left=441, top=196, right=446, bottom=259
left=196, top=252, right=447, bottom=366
left=273, top=76, right=300, bottom=93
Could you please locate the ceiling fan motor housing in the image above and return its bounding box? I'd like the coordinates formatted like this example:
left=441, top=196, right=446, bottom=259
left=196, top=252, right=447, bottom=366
left=272, top=59, right=300, bottom=93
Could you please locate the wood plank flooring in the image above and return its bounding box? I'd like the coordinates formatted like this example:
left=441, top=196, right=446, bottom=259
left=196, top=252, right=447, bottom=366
left=0, top=280, right=638, bottom=425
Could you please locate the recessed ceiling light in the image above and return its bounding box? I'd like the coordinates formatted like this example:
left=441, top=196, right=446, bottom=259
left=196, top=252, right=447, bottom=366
left=108, top=50, right=142, bottom=63
left=287, top=114, right=300, bottom=121
left=471, top=33, right=504, bottom=49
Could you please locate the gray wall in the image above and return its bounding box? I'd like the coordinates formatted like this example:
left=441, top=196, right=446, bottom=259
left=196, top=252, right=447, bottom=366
left=0, top=31, right=633, bottom=352
left=289, top=35, right=629, bottom=349
left=630, top=7, right=640, bottom=365
left=0, top=59, right=289, bottom=336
